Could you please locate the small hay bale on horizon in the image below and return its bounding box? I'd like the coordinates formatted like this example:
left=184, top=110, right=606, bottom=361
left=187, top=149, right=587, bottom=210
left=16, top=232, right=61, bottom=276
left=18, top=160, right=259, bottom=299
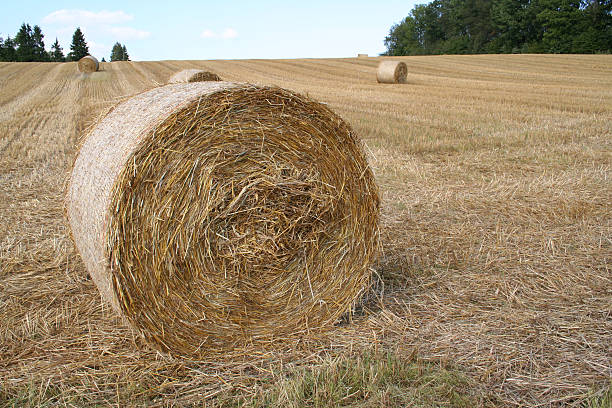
left=168, top=69, right=222, bottom=83
left=357, top=53, right=369, bottom=58
left=376, top=60, right=407, bottom=84
left=77, top=55, right=99, bottom=73
left=66, top=82, right=380, bottom=357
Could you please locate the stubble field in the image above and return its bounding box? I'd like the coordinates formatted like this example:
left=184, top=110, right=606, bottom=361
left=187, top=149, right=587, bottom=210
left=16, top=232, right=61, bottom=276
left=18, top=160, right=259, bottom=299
left=0, top=54, right=610, bottom=407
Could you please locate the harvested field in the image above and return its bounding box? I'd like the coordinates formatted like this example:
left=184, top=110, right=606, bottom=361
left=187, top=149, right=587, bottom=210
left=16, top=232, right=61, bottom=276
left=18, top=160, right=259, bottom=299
left=1, top=55, right=611, bottom=406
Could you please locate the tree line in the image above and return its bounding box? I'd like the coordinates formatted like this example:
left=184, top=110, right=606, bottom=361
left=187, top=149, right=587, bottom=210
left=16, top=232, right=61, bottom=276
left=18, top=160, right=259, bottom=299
left=384, top=0, right=612, bottom=55
left=0, top=23, right=130, bottom=62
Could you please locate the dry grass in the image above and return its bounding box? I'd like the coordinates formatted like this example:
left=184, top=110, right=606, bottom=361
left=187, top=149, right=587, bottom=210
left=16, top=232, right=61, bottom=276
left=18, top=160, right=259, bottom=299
left=1, top=54, right=611, bottom=406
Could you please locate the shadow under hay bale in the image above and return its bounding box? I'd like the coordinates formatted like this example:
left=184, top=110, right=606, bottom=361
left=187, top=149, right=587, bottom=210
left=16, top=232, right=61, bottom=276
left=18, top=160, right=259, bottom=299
left=78, top=55, right=99, bottom=73
left=66, top=82, right=380, bottom=357
left=376, top=60, right=407, bottom=84
left=168, top=69, right=222, bottom=83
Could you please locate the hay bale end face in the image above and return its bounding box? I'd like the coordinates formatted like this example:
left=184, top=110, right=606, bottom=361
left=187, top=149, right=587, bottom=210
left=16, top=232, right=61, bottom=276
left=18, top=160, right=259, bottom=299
left=66, top=82, right=380, bottom=356
left=168, top=69, right=221, bottom=83
left=376, top=60, right=407, bottom=84
left=78, top=55, right=99, bottom=73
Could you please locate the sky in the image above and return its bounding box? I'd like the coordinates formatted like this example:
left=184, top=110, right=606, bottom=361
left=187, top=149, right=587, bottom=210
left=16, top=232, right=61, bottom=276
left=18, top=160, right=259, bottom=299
left=0, top=1, right=418, bottom=61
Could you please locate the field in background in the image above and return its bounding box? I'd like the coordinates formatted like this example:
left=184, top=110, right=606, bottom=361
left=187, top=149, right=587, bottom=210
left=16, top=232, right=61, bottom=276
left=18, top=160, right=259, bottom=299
left=0, top=55, right=610, bottom=406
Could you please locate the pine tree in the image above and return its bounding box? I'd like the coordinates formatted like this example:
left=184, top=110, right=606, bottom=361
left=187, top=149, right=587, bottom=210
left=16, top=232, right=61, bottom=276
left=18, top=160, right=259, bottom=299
left=110, top=42, right=130, bottom=61
left=0, top=36, right=17, bottom=61
left=15, top=23, right=35, bottom=61
left=32, top=25, right=49, bottom=61
left=110, top=42, right=123, bottom=61
left=50, top=38, right=65, bottom=62
left=68, top=27, right=89, bottom=61
left=121, top=45, right=130, bottom=61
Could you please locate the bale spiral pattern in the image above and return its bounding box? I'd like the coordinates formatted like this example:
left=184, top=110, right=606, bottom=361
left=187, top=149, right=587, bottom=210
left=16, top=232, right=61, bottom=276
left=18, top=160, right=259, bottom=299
left=67, top=83, right=379, bottom=356
left=168, top=69, right=221, bottom=83
left=78, top=55, right=99, bottom=73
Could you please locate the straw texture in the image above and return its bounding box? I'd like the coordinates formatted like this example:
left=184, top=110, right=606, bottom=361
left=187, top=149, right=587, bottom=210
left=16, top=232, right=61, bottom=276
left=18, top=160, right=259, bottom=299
left=376, top=60, right=407, bottom=84
left=78, top=55, right=99, bottom=73
left=168, top=69, right=221, bottom=83
left=66, top=82, right=379, bottom=356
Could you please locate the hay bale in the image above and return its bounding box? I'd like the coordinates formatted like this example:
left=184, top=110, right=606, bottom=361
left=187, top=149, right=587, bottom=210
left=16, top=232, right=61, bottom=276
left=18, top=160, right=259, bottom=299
left=78, top=55, right=99, bottom=73
left=376, top=60, right=407, bottom=84
left=168, top=69, right=221, bottom=83
left=357, top=53, right=369, bottom=58
left=66, top=82, right=380, bottom=356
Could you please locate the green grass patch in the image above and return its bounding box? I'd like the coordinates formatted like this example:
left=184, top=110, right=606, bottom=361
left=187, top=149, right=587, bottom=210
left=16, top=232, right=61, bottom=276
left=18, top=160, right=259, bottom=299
left=218, top=351, right=476, bottom=407
left=583, top=382, right=612, bottom=408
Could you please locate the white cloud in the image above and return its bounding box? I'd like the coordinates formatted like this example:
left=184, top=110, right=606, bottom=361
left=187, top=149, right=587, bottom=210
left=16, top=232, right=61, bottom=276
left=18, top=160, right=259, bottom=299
left=87, top=40, right=108, bottom=58
left=221, top=28, right=238, bottom=39
left=107, top=26, right=150, bottom=40
left=200, top=29, right=215, bottom=39
left=43, top=9, right=133, bottom=25
left=200, top=28, right=238, bottom=39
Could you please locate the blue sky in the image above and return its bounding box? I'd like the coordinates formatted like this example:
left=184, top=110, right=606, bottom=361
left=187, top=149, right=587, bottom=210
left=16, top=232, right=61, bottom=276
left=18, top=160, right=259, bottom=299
left=0, top=1, right=418, bottom=61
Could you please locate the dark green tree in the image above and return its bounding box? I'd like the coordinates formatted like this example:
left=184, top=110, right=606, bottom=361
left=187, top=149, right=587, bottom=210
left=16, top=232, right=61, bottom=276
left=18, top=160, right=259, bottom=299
left=32, top=25, right=49, bottom=61
left=68, top=27, right=89, bottom=61
left=536, top=0, right=584, bottom=53
left=490, top=0, right=543, bottom=53
left=110, top=42, right=130, bottom=61
left=384, top=16, right=424, bottom=55
left=121, top=44, right=130, bottom=60
left=15, top=23, right=36, bottom=61
left=575, top=0, right=612, bottom=52
left=383, top=0, right=612, bottom=55
left=50, top=37, right=65, bottom=62
left=0, top=36, right=17, bottom=61
left=110, top=42, right=122, bottom=61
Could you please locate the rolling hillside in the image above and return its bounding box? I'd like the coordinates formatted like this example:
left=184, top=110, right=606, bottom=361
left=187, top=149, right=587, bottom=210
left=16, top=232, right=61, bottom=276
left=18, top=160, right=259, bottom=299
left=1, top=55, right=611, bottom=406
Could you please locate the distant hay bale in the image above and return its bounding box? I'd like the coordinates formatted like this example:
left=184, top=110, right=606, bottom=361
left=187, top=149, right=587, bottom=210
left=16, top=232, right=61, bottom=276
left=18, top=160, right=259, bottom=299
left=357, top=53, right=368, bottom=58
left=376, top=60, right=407, bottom=84
left=66, top=82, right=380, bottom=357
left=168, top=69, right=221, bottom=83
left=78, top=55, right=99, bottom=73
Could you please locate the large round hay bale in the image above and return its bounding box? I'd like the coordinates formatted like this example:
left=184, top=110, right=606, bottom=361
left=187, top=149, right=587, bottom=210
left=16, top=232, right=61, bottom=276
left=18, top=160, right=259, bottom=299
left=78, top=55, right=99, bottom=73
left=66, top=82, right=380, bottom=356
left=168, top=69, right=221, bottom=83
left=376, top=60, right=407, bottom=84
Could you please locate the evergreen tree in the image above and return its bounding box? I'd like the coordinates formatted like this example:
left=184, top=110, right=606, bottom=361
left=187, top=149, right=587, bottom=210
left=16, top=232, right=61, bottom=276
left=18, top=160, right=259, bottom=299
left=68, top=27, right=89, bottom=61
left=101, top=57, right=106, bottom=62
left=121, top=44, right=129, bottom=61
left=0, top=36, right=17, bottom=61
left=536, top=0, right=584, bottom=53
left=110, top=42, right=123, bottom=61
left=50, top=38, right=65, bottom=62
left=32, top=25, right=49, bottom=61
left=15, top=23, right=35, bottom=61
left=110, top=42, right=130, bottom=61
